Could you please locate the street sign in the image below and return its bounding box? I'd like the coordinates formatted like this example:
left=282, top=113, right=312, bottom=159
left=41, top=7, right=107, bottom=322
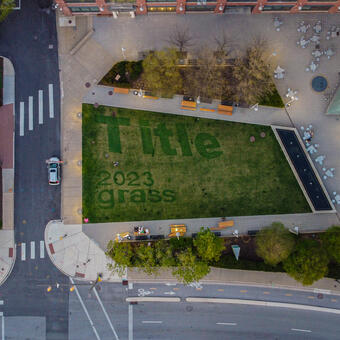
left=231, top=245, right=240, bottom=261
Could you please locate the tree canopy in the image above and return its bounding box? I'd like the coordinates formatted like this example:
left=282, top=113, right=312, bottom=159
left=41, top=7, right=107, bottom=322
left=0, top=0, right=14, bottom=23
left=255, top=222, right=296, bottom=266
left=142, top=48, right=182, bottom=98
left=233, top=42, right=274, bottom=105
left=283, top=239, right=329, bottom=285
left=321, top=225, right=340, bottom=264
left=194, top=227, right=225, bottom=262
left=106, top=241, right=133, bottom=277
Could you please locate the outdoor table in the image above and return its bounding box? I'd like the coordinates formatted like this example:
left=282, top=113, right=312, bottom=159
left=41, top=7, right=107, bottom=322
left=307, top=145, right=317, bottom=154
left=303, top=131, right=311, bottom=140
left=325, top=48, right=335, bottom=59
left=310, top=61, right=318, bottom=72
left=310, top=35, right=320, bottom=44
left=314, top=23, right=322, bottom=34
left=300, top=37, right=309, bottom=48
left=335, top=194, right=340, bottom=204
left=325, top=169, right=334, bottom=178
left=315, top=155, right=325, bottom=165
left=312, top=50, right=322, bottom=58
left=274, top=18, right=282, bottom=31
left=274, top=65, right=285, bottom=79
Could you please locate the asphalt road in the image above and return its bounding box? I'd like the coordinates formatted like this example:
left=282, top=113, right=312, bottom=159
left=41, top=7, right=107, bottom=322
left=68, top=281, right=340, bottom=340
left=0, top=1, right=68, bottom=339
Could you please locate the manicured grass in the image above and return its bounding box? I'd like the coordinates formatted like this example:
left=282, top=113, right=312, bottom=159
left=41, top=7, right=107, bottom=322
left=82, top=105, right=310, bottom=222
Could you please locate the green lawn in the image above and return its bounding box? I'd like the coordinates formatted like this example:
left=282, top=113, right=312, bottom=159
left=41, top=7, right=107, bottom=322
left=82, top=104, right=310, bottom=222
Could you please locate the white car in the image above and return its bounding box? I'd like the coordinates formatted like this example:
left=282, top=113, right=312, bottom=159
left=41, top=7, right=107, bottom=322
left=47, top=157, right=61, bottom=185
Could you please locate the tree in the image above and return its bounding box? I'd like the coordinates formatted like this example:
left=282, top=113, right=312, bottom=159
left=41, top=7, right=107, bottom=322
left=167, top=25, right=195, bottom=53
left=142, top=48, right=183, bottom=98
left=0, top=0, right=15, bottom=23
left=183, top=48, right=227, bottom=100
left=172, top=248, right=210, bottom=284
left=154, top=240, right=177, bottom=267
left=193, top=227, right=225, bottom=263
left=134, top=243, right=158, bottom=275
left=283, top=239, right=329, bottom=286
left=232, top=41, right=274, bottom=105
left=106, top=241, right=133, bottom=277
left=213, top=30, right=230, bottom=58
left=321, top=225, right=340, bottom=263
left=255, top=222, right=296, bottom=266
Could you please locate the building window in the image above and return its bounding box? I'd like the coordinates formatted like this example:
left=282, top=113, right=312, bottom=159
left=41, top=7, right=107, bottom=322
left=263, top=4, right=294, bottom=10
left=66, top=0, right=96, bottom=3
left=185, top=5, right=216, bottom=10
left=146, top=0, right=176, bottom=2
left=267, top=0, right=296, bottom=2
left=227, top=0, right=256, bottom=2
left=148, top=6, right=176, bottom=11
left=302, top=4, right=333, bottom=10
left=69, top=6, right=100, bottom=12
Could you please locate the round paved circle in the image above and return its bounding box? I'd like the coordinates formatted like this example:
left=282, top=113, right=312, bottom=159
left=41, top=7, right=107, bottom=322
left=312, top=76, right=328, bottom=92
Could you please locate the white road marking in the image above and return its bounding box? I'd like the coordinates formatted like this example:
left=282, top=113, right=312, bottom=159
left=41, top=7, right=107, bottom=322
left=1, top=314, right=4, bottom=340
left=216, top=322, right=237, bottom=326
left=38, top=90, right=43, bottom=124
left=40, top=241, right=45, bottom=258
left=28, top=96, right=33, bottom=130
left=291, top=328, right=312, bottom=333
left=30, top=241, right=35, bottom=260
left=164, top=291, right=176, bottom=295
left=165, top=283, right=176, bottom=286
left=142, top=321, right=162, bottom=324
left=128, top=283, right=133, bottom=290
left=69, top=277, right=100, bottom=340
left=0, top=301, right=3, bottom=305
left=19, top=102, right=24, bottom=136
left=93, top=287, right=119, bottom=340
left=48, top=84, right=54, bottom=118
left=128, top=303, right=133, bottom=340
left=21, top=243, right=26, bottom=261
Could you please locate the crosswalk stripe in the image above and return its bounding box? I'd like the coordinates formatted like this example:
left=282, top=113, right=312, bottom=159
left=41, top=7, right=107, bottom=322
left=28, top=96, right=33, bottom=130
left=40, top=241, right=45, bottom=259
left=38, top=90, right=43, bottom=124
left=48, top=84, right=54, bottom=118
left=19, top=102, right=24, bottom=136
left=30, top=241, right=35, bottom=260
left=21, top=242, right=26, bottom=261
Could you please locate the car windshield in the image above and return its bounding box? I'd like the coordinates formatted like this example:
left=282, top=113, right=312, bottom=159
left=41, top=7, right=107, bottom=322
left=50, top=163, right=58, bottom=168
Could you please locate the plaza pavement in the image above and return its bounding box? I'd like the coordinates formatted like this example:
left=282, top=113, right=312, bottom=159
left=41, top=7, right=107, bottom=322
left=51, top=13, right=340, bottom=286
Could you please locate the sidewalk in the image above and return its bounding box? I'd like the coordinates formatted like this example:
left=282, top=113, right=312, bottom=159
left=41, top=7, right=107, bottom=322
left=0, top=57, right=15, bottom=286
left=128, top=267, right=340, bottom=296
left=45, top=220, right=124, bottom=282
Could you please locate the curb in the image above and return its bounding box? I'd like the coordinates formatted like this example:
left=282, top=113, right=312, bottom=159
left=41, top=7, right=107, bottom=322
left=0, top=232, right=16, bottom=286
left=186, top=297, right=340, bottom=314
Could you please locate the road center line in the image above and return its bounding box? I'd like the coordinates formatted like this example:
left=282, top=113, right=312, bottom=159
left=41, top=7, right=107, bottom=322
left=30, top=241, right=35, bottom=260
left=69, top=277, right=100, bottom=340
left=93, top=287, right=119, bottom=340
left=216, top=322, right=237, bottom=326
left=38, top=90, right=43, bottom=124
left=142, top=321, right=163, bottom=324
left=21, top=243, right=26, bottom=261
left=40, top=241, right=45, bottom=258
left=291, top=328, right=312, bottom=333
left=48, top=84, right=54, bottom=118
left=28, top=96, right=33, bottom=130
left=128, top=304, right=133, bottom=340
left=19, top=102, right=24, bottom=136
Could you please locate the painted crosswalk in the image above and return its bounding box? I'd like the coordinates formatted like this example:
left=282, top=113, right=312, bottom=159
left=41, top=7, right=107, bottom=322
left=18, top=83, right=56, bottom=136
left=20, top=241, right=45, bottom=260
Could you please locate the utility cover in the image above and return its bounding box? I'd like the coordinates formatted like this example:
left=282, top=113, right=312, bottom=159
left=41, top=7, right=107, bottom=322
left=231, top=245, right=240, bottom=261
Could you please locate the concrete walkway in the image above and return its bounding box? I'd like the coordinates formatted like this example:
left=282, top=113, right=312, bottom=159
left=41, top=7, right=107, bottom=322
left=83, top=212, right=339, bottom=251
left=45, top=220, right=123, bottom=282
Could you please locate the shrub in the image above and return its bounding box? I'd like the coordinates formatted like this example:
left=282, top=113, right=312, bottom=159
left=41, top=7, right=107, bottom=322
left=255, top=222, right=296, bottom=266
left=194, top=228, right=225, bottom=262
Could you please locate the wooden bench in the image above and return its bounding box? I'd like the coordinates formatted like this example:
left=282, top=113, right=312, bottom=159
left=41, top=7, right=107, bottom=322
left=168, top=224, right=187, bottom=238
left=218, top=104, right=233, bottom=116
left=143, top=95, right=159, bottom=100
left=210, top=220, right=234, bottom=231
left=200, top=108, right=215, bottom=112
left=114, top=87, right=129, bottom=94
left=181, top=100, right=197, bottom=111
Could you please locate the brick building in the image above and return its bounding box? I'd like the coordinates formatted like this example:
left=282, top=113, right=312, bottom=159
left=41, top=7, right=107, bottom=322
left=55, top=0, right=340, bottom=16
